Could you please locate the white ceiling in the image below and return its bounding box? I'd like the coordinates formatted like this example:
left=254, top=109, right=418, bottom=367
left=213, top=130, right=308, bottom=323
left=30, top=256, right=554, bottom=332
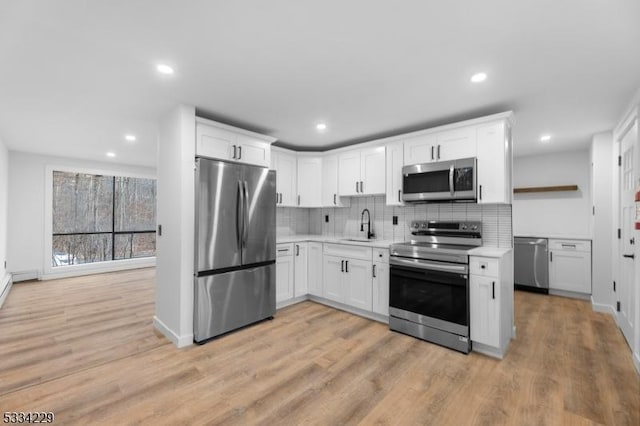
left=0, top=0, right=639, bottom=168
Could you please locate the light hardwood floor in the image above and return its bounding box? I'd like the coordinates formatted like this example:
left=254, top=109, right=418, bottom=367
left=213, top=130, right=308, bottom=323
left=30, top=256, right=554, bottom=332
left=0, top=268, right=638, bottom=425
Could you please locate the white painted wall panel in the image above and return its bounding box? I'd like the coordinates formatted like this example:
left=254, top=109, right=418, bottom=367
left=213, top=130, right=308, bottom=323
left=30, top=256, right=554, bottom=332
left=513, top=150, right=591, bottom=238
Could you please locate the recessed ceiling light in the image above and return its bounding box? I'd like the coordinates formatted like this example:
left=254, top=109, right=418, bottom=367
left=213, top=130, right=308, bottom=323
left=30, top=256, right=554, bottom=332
left=106, top=152, right=116, bottom=158
left=316, top=123, right=327, bottom=131
left=540, top=134, right=552, bottom=142
left=124, top=134, right=136, bottom=142
left=156, top=64, right=174, bottom=75
left=470, top=72, right=487, bottom=83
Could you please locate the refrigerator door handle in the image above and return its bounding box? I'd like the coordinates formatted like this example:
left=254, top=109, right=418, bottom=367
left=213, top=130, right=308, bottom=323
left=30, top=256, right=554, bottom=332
left=243, top=181, right=249, bottom=247
left=236, top=180, right=243, bottom=250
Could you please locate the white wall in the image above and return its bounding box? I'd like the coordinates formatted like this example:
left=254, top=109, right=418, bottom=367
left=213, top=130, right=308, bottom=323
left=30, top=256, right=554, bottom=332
left=513, top=150, right=591, bottom=238
left=0, top=136, right=10, bottom=305
left=590, top=132, right=614, bottom=313
left=154, top=104, right=195, bottom=348
left=7, top=151, right=155, bottom=279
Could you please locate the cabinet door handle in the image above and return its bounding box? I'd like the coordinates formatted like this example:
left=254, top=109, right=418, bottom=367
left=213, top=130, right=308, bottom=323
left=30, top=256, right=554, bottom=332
left=356, top=182, right=359, bottom=193
left=297, top=195, right=300, bottom=205
left=345, top=260, right=349, bottom=273
left=334, top=194, right=337, bottom=205
left=360, top=181, right=364, bottom=193
left=479, top=185, right=482, bottom=200
left=232, top=145, right=237, bottom=159
left=296, top=244, right=299, bottom=256
left=275, top=192, right=279, bottom=203
left=372, top=264, right=377, bottom=277
left=492, top=281, right=495, bottom=299
left=623, top=254, right=635, bottom=259
left=437, top=144, right=441, bottom=160
left=431, top=146, right=434, bottom=160
left=550, top=252, right=553, bottom=262
left=398, top=189, right=401, bottom=202
left=237, top=146, right=242, bottom=160
left=341, top=260, right=344, bottom=272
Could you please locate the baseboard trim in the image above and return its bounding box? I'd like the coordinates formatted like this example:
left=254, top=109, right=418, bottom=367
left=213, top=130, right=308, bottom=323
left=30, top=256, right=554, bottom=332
left=549, top=289, right=590, bottom=301
left=307, top=295, right=389, bottom=324
left=276, top=295, right=309, bottom=310
left=0, top=272, right=13, bottom=308
left=153, top=316, right=193, bottom=348
left=472, top=341, right=506, bottom=360
left=591, top=299, right=616, bottom=317
left=12, top=270, right=39, bottom=282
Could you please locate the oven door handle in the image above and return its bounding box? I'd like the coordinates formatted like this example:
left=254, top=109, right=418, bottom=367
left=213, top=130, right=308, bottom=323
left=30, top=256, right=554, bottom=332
left=390, top=257, right=468, bottom=274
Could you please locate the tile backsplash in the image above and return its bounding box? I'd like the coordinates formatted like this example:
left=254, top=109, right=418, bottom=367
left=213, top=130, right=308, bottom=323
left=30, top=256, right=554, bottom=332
left=277, top=195, right=513, bottom=248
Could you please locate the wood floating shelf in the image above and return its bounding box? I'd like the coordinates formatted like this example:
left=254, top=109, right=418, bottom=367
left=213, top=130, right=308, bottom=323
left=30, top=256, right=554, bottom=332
left=513, top=185, right=579, bottom=194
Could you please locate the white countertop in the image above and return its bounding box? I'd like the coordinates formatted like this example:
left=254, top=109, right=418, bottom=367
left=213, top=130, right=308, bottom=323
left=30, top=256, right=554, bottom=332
left=468, top=247, right=512, bottom=257
left=514, top=234, right=591, bottom=241
left=277, top=235, right=514, bottom=254
left=276, top=235, right=394, bottom=249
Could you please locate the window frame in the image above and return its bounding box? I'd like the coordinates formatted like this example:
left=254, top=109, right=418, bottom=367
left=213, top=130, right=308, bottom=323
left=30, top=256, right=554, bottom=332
left=44, top=165, right=157, bottom=278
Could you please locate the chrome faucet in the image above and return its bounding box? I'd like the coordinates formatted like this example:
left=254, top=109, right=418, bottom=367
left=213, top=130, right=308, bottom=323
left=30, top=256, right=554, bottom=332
left=360, top=208, right=375, bottom=239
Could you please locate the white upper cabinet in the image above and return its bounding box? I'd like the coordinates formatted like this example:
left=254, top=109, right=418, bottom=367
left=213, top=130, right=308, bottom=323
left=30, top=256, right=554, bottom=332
left=385, top=142, right=404, bottom=206
left=195, top=119, right=274, bottom=167
left=271, top=149, right=297, bottom=207
left=322, top=154, right=350, bottom=207
left=338, top=150, right=362, bottom=196
left=435, top=127, right=476, bottom=161
left=476, top=120, right=512, bottom=204
left=404, top=133, right=436, bottom=165
left=360, top=147, right=386, bottom=195
left=296, top=155, right=323, bottom=207
left=404, top=126, right=476, bottom=165
left=338, top=146, right=385, bottom=196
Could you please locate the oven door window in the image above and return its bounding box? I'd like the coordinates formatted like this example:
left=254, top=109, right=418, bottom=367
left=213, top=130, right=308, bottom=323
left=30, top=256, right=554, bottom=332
left=403, top=170, right=450, bottom=194
left=389, top=265, right=468, bottom=327
left=453, top=167, right=473, bottom=192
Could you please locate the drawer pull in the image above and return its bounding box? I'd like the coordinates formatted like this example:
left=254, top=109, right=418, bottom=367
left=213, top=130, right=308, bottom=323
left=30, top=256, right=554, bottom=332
left=480, top=264, right=486, bottom=269
left=561, top=244, right=576, bottom=248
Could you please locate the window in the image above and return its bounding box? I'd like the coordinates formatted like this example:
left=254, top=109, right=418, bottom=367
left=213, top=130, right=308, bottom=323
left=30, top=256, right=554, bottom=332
left=51, top=171, right=156, bottom=267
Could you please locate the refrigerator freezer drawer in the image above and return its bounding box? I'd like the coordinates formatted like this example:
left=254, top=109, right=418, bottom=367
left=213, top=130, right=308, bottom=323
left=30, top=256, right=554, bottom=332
left=194, top=263, right=276, bottom=342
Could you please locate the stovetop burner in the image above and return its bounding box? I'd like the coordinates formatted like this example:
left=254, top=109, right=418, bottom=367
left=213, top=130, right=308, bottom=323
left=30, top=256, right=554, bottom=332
left=390, top=220, right=483, bottom=263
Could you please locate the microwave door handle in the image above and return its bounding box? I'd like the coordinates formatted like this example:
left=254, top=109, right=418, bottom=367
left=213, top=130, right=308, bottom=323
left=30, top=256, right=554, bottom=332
left=449, top=164, right=454, bottom=196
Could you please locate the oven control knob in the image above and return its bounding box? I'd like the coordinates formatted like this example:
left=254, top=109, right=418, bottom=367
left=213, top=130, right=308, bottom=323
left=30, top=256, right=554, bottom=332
left=461, top=224, right=468, bottom=230
left=471, top=225, right=478, bottom=230
left=421, top=223, right=427, bottom=229
left=413, top=223, right=419, bottom=229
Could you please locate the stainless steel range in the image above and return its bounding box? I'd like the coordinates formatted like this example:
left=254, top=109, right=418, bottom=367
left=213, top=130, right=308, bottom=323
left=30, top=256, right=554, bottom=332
left=389, top=220, right=482, bottom=353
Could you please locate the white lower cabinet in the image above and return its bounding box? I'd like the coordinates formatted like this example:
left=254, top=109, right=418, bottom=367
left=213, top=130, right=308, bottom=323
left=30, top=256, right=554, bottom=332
left=276, top=244, right=294, bottom=303
left=322, top=244, right=373, bottom=311
left=307, top=242, right=323, bottom=296
left=549, top=239, right=592, bottom=294
left=294, top=243, right=308, bottom=297
left=470, top=274, right=500, bottom=348
left=469, top=252, right=514, bottom=358
left=344, top=258, right=373, bottom=311
left=277, top=241, right=388, bottom=319
left=323, top=255, right=345, bottom=303
left=372, top=261, right=389, bottom=316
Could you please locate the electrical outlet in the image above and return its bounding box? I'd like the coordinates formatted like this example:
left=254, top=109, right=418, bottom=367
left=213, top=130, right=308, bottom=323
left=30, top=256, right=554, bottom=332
left=325, top=215, right=329, bottom=223
left=392, top=216, right=398, bottom=225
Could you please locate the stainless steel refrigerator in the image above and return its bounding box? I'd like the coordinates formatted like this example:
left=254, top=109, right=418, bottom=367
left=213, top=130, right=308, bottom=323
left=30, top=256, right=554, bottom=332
left=194, top=158, right=276, bottom=343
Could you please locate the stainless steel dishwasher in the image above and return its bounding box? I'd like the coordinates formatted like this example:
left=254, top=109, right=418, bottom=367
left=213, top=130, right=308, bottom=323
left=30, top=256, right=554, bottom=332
left=514, top=237, right=549, bottom=293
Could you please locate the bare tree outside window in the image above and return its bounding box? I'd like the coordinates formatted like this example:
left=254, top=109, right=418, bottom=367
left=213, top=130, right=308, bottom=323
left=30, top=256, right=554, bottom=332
left=52, top=171, right=156, bottom=266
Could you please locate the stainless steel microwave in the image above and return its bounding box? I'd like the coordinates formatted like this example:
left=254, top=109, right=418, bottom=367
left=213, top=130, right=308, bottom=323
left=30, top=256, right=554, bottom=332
left=402, top=157, right=477, bottom=202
